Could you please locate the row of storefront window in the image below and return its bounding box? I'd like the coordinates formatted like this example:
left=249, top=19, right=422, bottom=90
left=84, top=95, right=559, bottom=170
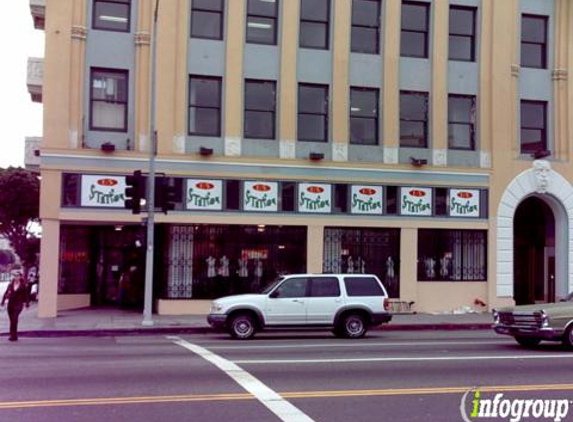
left=58, top=225, right=487, bottom=304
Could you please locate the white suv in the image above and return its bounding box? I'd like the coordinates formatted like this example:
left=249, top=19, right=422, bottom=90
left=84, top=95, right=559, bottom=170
left=207, top=273, right=392, bottom=339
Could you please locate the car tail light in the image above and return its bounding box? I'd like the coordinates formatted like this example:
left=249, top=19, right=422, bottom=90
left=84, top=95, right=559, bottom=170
left=384, top=299, right=390, bottom=311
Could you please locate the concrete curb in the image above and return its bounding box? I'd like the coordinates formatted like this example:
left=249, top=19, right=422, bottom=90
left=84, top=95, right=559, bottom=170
left=1, top=323, right=492, bottom=338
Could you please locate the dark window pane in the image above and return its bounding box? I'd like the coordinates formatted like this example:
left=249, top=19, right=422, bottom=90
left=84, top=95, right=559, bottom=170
left=194, top=0, right=223, bottom=11
left=448, top=123, right=473, bottom=150
left=448, top=96, right=473, bottom=122
left=344, top=276, right=384, bottom=296
left=350, top=89, right=377, bottom=116
left=189, top=107, right=220, bottom=136
left=522, top=15, right=546, bottom=43
left=226, top=180, right=240, bottom=210
left=400, top=93, right=427, bottom=120
left=301, top=0, right=329, bottom=21
left=449, top=7, right=474, bottom=35
left=274, top=278, right=308, bottom=298
left=435, top=188, right=448, bottom=216
left=94, top=1, right=130, bottom=31
left=310, top=277, right=340, bottom=297
left=521, top=44, right=544, bottom=68
left=247, top=16, right=276, bottom=44
left=350, top=117, right=377, bottom=145
left=299, top=86, right=327, bottom=113
left=401, top=3, right=428, bottom=31
left=351, top=26, right=378, bottom=54
left=298, top=115, right=327, bottom=142
left=449, top=36, right=473, bottom=61
left=281, top=182, right=296, bottom=211
left=189, top=78, right=220, bottom=107
left=520, top=129, right=544, bottom=152
left=245, top=81, right=275, bottom=110
left=521, top=102, right=545, bottom=127
left=191, top=11, right=222, bottom=39
left=352, top=0, right=380, bottom=27
left=245, top=111, right=275, bottom=138
left=400, top=31, right=427, bottom=57
left=400, top=121, right=426, bottom=147
left=248, top=0, right=277, bottom=17
left=300, top=21, right=328, bottom=49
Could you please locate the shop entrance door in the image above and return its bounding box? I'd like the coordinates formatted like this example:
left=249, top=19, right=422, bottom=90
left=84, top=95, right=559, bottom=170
left=514, top=197, right=555, bottom=305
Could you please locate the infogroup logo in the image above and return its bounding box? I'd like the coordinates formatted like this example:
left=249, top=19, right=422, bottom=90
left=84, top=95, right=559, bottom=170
left=460, top=389, right=572, bottom=422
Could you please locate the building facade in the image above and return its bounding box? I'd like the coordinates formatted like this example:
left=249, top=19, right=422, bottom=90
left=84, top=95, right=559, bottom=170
left=30, top=0, right=573, bottom=317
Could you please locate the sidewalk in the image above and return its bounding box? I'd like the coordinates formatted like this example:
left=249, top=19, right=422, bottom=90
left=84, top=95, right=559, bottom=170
left=0, top=304, right=493, bottom=338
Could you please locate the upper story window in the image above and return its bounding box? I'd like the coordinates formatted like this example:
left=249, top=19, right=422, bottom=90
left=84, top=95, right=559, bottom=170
left=298, top=83, right=329, bottom=142
left=246, top=0, right=279, bottom=45
left=300, top=0, right=330, bottom=49
left=520, top=100, right=547, bottom=154
left=191, top=0, right=224, bottom=40
left=93, top=0, right=131, bottom=32
left=188, top=76, right=222, bottom=137
left=350, top=87, right=379, bottom=145
left=400, top=91, right=428, bottom=148
left=351, top=0, right=381, bottom=54
left=401, top=1, right=429, bottom=58
left=448, top=94, right=476, bottom=150
left=449, top=6, right=476, bottom=62
left=244, top=79, right=276, bottom=139
left=90, top=68, right=128, bottom=132
left=521, top=14, right=548, bottom=69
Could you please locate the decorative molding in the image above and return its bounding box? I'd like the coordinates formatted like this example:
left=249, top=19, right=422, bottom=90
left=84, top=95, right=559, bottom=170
left=511, top=64, right=520, bottom=78
left=224, top=137, right=241, bottom=157
left=138, top=134, right=148, bottom=152
left=279, top=139, right=295, bottom=159
left=27, top=57, right=43, bottom=102
left=172, top=135, right=185, bottom=154
left=383, top=147, right=398, bottom=164
left=533, top=159, right=551, bottom=194
left=69, top=130, right=78, bottom=149
left=552, top=69, right=568, bottom=81
left=332, top=143, right=348, bottom=162
left=135, top=32, right=151, bottom=46
left=479, top=151, right=492, bottom=169
left=71, top=25, right=87, bottom=40
left=432, top=149, right=447, bottom=167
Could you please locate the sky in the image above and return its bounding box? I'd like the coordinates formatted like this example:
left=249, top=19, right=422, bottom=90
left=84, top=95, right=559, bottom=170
left=0, top=2, right=44, bottom=169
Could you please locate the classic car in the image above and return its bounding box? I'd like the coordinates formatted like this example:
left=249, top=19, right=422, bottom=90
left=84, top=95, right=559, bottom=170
left=493, top=292, right=573, bottom=348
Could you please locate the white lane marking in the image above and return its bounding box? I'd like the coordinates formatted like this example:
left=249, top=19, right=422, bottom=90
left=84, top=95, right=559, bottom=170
left=233, top=354, right=573, bottom=365
left=203, top=340, right=510, bottom=350
left=168, top=336, right=317, bottom=422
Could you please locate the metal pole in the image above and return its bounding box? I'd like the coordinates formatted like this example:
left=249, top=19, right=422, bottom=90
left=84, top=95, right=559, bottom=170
left=142, top=0, right=160, bottom=327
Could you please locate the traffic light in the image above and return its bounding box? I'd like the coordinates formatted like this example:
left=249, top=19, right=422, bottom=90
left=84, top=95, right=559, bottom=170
left=156, top=177, right=177, bottom=214
left=125, top=170, right=145, bottom=214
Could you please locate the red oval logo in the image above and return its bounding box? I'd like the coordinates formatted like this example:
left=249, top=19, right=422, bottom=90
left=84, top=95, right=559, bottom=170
left=359, top=188, right=376, bottom=196
left=253, top=184, right=271, bottom=192
left=457, top=191, right=473, bottom=199
left=307, top=186, right=324, bottom=194
left=196, top=182, right=214, bottom=190
left=97, top=179, right=117, bottom=187
left=409, top=190, right=426, bottom=197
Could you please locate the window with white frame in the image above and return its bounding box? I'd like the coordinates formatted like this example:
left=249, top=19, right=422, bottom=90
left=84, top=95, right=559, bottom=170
left=93, top=0, right=131, bottom=32
left=90, top=68, right=128, bottom=132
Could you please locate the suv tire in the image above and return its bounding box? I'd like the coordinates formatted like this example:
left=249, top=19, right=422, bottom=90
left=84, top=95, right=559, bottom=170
left=563, top=325, right=573, bottom=349
left=341, top=313, right=367, bottom=339
left=228, top=313, right=257, bottom=340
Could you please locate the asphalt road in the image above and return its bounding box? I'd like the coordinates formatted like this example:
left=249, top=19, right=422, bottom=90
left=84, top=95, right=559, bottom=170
left=1, top=330, right=573, bottom=422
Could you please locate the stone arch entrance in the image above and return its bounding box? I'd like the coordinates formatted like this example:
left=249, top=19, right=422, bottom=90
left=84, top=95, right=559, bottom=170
left=514, top=196, right=555, bottom=305
left=496, top=160, right=573, bottom=303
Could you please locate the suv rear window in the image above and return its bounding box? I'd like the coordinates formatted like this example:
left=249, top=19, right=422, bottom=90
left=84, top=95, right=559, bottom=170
left=344, top=276, right=384, bottom=296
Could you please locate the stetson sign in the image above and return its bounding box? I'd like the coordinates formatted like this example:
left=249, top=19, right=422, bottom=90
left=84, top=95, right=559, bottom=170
left=400, top=187, right=432, bottom=216
left=81, top=175, right=126, bottom=207
left=186, top=179, right=223, bottom=210
left=298, top=183, right=331, bottom=213
left=243, top=181, right=278, bottom=212
left=351, top=185, right=383, bottom=214
left=449, top=189, right=480, bottom=217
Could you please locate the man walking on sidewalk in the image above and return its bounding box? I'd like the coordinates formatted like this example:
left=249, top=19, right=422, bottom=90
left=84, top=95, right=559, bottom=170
left=1, top=271, right=30, bottom=341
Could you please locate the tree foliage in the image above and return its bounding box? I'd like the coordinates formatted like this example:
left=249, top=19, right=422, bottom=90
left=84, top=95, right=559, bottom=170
left=0, top=167, right=40, bottom=267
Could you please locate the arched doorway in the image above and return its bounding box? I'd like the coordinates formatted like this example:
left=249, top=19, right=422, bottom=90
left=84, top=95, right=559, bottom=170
left=514, top=197, right=555, bottom=305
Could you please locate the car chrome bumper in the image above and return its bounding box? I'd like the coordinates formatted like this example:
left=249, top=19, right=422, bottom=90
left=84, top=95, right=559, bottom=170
left=493, top=324, right=562, bottom=340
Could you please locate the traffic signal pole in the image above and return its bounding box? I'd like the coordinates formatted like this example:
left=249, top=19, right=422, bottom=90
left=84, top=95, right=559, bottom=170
left=142, top=0, right=160, bottom=327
